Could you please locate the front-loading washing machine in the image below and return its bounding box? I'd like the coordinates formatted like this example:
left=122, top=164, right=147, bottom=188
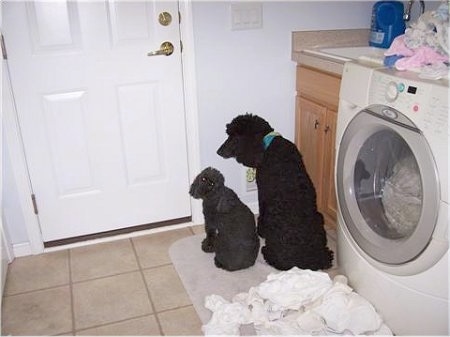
left=335, top=61, right=448, bottom=335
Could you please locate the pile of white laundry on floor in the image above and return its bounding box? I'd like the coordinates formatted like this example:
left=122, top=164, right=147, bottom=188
left=202, top=267, right=392, bottom=335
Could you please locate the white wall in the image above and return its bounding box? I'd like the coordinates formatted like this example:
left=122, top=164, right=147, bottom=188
left=2, top=137, right=29, bottom=244
left=2, top=59, right=34, bottom=246
left=192, top=1, right=374, bottom=207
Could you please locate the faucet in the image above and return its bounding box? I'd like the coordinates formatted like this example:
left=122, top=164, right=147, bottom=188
left=403, top=0, right=425, bottom=21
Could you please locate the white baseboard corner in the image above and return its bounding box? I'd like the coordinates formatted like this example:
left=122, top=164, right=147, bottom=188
left=12, top=242, right=32, bottom=258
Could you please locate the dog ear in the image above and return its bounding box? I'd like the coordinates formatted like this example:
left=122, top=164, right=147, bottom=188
left=217, top=136, right=238, bottom=158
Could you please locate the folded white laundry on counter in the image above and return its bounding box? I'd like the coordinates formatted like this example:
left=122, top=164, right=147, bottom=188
left=202, top=267, right=392, bottom=336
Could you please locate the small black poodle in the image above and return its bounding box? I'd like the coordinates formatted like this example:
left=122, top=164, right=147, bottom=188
left=189, top=167, right=260, bottom=271
left=217, top=114, right=333, bottom=271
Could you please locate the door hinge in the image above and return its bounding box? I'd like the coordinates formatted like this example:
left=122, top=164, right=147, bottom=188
left=31, top=194, right=39, bottom=215
left=178, top=11, right=181, bottom=24
left=180, top=40, right=183, bottom=53
left=1, top=34, right=7, bottom=60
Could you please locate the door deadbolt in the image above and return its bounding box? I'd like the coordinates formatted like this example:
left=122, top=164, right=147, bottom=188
left=158, top=12, right=172, bottom=26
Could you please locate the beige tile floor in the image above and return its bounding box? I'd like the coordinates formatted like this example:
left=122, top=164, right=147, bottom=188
left=1, top=224, right=338, bottom=336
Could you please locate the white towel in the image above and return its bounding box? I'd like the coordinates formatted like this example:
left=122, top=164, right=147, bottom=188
left=202, top=267, right=392, bottom=336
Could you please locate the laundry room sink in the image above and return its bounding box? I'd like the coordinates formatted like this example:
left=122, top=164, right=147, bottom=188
left=304, top=46, right=386, bottom=65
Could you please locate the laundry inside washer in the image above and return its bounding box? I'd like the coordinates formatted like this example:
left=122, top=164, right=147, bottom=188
left=382, top=154, right=422, bottom=236
left=354, top=129, right=422, bottom=240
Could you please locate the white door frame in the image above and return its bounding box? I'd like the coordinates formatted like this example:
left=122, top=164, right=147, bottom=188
left=2, top=1, right=202, bottom=255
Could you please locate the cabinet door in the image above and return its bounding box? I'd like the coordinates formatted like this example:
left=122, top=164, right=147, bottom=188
left=296, top=97, right=326, bottom=210
left=323, top=110, right=337, bottom=226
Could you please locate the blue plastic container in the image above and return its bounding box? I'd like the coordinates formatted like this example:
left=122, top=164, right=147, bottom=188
left=369, top=1, right=406, bottom=48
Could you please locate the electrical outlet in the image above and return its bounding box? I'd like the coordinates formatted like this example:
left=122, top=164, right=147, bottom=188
left=245, top=167, right=257, bottom=191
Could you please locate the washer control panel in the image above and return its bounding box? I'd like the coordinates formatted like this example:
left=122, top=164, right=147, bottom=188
left=369, top=69, right=448, bottom=137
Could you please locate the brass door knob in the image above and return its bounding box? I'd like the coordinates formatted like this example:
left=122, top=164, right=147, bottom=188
left=147, top=41, right=174, bottom=56
left=158, top=12, right=172, bottom=26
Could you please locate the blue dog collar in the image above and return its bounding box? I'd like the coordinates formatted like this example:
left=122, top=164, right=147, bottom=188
left=263, top=131, right=281, bottom=150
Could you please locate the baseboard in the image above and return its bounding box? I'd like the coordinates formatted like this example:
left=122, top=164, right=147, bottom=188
left=12, top=242, right=32, bottom=257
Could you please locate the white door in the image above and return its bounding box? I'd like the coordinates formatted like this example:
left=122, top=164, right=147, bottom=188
left=3, top=1, right=191, bottom=242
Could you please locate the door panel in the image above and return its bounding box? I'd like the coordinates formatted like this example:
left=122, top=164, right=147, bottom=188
left=108, top=1, right=154, bottom=46
left=117, top=82, right=164, bottom=185
left=42, top=91, right=94, bottom=196
left=3, top=1, right=190, bottom=242
left=27, top=1, right=81, bottom=52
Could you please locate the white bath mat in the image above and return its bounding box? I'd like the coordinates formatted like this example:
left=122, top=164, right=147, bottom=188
left=169, top=235, right=275, bottom=324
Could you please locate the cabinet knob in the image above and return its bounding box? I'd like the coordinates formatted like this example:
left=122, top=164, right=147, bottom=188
left=314, top=120, right=319, bottom=129
left=324, top=125, right=330, bottom=133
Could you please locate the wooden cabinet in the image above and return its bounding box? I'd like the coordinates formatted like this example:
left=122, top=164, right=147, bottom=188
left=295, top=66, right=341, bottom=229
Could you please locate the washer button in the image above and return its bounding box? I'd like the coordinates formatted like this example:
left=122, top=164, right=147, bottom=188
left=386, top=81, right=399, bottom=102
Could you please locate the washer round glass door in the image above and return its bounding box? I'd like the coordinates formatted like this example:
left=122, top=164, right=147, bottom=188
left=336, top=105, right=439, bottom=264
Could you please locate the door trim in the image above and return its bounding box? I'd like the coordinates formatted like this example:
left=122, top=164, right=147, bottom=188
left=2, top=53, right=45, bottom=255
left=179, top=0, right=203, bottom=225
left=2, top=1, right=202, bottom=255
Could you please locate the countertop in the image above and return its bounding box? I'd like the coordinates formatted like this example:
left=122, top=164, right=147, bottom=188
left=292, top=29, right=448, bottom=83
left=292, top=29, right=373, bottom=75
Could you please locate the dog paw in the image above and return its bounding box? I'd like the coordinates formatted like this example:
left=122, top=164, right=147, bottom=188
left=214, top=257, right=225, bottom=269
left=201, top=239, right=215, bottom=253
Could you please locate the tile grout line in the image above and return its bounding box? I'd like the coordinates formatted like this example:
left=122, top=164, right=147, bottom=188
left=68, top=261, right=175, bottom=288
left=129, top=237, right=165, bottom=336
left=68, top=248, right=76, bottom=335
left=2, top=283, right=71, bottom=298
left=73, top=313, right=157, bottom=335
left=70, top=268, right=141, bottom=285
left=155, top=303, right=197, bottom=315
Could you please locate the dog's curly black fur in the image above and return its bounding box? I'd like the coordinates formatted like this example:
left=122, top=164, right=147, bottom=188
left=217, top=114, right=333, bottom=271
left=189, top=167, right=260, bottom=271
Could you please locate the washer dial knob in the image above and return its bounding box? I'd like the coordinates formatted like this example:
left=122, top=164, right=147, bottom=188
left=385, top=81, right=399, bottom=102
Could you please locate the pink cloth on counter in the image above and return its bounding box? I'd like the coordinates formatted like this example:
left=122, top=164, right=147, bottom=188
left=384, top=34, right=449, bottom=71
left=384, top=35, right=414, bottom=57
left=394, top=46, right=449, bottom=70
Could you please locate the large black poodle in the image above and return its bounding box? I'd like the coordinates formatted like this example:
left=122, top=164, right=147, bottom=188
left=217, top=114, right=333, bottom=271
left=189, top=167, right=260, bottom=271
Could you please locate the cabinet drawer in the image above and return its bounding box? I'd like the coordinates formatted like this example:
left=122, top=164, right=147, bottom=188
left=296, top=66, right=341, bottom=109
